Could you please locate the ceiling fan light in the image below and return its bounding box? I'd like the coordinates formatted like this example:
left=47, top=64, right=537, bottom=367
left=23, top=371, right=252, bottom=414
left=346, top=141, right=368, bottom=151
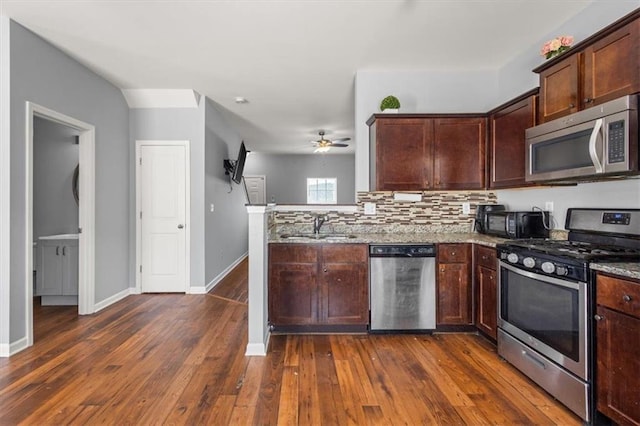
left=314, top=146, right=331, bottom=153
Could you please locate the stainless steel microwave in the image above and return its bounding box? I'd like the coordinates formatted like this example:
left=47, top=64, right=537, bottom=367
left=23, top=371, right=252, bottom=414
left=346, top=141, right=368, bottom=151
left=525, top=94, right=638, bottom=182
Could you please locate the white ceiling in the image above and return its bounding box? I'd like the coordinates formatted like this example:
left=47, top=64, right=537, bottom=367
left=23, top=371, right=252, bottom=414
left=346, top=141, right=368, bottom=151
left=1, top=0, right=595, bottom=154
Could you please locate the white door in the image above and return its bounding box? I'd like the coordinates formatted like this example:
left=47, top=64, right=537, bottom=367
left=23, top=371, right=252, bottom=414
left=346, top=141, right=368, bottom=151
left=138, top=143, right=188, bottom=293
left=244, top=175, right=266, bottom=204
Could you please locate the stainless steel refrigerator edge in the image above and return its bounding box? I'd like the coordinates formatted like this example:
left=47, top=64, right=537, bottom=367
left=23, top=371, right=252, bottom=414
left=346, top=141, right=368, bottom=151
left=369, top=245, right=436, bottom=331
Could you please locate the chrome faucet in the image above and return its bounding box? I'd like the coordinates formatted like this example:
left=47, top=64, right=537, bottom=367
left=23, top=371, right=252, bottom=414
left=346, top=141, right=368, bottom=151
left=313, top=215, right=327, bottom=235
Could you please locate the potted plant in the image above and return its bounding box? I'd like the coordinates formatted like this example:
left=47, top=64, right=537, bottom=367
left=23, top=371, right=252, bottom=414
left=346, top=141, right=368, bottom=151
left=380, top=95, right=400, bottom=113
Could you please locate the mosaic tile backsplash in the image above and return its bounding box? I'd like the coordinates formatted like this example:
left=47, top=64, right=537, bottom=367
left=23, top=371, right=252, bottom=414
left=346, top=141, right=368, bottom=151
left=274, top=191, right=498, bottom=234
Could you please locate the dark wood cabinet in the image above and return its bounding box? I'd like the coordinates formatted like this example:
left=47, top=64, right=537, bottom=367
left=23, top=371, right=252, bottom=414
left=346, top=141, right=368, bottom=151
left=595, top=273, right=640, bottom=425
left=370, top=118, right=432, bottom=190
left=368, top=115, right=486, bottom=191
left=433, top=117, right=486, bottom=190
left=536, top=12, right=640, bottom=123
left=474, top=245, right=497, bottom=340
left=488, top=91, right=537, bottom=189
left=538, top=54, right=580, bottom=123
left=437, top=244, right=472, bottom=325
left=268, top=243, right=368, bottom=330
left=583, top=19, right=640, bottom=109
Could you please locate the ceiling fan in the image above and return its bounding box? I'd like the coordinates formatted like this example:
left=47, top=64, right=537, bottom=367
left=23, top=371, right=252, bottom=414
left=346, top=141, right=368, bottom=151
left=311, top=130, right=350, bottom=152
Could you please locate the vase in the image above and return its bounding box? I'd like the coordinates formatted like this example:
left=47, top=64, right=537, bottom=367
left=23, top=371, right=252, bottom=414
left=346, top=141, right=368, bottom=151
left=381, top=108, right=399, bottom=113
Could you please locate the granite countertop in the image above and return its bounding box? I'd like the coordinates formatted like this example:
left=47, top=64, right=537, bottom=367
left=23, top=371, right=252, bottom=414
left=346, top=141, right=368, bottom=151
left=590, top=262, right=640, bottom=280
left=269, top=232, right=507, bottom=248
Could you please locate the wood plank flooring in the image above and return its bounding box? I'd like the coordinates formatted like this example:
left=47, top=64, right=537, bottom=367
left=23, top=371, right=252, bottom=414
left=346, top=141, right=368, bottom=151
left=0, top=258, right=581, bottom=425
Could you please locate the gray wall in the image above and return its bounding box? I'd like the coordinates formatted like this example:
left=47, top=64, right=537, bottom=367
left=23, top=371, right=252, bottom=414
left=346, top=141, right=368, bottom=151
left=33, top=116, right=79, bottom=239
left=204, top=99, right=248, bottom=285
left=7, top=20, right=130, bottom=342
left=129, top=103, right=206, bottom=289
left=243, top=153, right=356, bottom=204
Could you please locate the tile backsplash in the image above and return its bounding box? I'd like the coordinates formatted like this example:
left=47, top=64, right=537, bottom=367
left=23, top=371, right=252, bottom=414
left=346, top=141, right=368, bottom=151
left=274, top=191, right=498, bottom=234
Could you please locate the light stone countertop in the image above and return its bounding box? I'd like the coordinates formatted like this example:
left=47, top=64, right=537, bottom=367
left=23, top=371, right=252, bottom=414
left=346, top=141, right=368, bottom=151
left=269, top=232, right=507, bottom=248
left=590, top=262, right=640, bottom=280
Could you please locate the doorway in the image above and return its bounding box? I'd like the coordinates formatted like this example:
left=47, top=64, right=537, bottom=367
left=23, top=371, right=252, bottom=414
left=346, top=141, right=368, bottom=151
left=25, top=102, right=96, bottom=346
left=135, top=141, right=190, bottom=293
left=244, top=175, right=266, bottom=204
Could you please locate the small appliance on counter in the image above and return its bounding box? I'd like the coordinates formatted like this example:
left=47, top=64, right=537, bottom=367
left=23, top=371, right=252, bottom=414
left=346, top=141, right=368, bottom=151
left=484, top=210, right=550, bottom=239
left=474, top=204, right=506, bottom=234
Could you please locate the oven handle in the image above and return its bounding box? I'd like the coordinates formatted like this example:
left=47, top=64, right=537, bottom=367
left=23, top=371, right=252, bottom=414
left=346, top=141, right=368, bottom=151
left=499, top=261, right=585, bottom=290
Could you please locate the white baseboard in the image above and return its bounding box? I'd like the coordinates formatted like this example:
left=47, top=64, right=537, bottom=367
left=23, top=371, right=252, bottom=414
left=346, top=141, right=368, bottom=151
left=201, top=252, right=248, bottom=294
left=245, top=331, right=270, bottom=357
left=0, top=335, right=29, bottom=357
left=93, top=287, right=134, bottom=313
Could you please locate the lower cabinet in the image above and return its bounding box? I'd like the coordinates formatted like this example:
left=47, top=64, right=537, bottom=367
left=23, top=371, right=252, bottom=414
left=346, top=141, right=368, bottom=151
left=595, top=273, right=640, bottom=425
left=474, top=245, right=498, bottom=340
left=437, top=244, right=472, bottom=325
left=269, top=243, right=368, bottom=330
left=37, top=238, right=79, bottom=305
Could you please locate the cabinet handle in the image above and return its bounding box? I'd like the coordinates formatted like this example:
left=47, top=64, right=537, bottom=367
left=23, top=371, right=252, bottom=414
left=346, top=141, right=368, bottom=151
left=594, top=314, right=604, bottom=321
left=622, top=294, right=632, bottom=303
left=62, top=246, right=66, bottom=256
left=451, top=251, right=456, bottom=256
left=583, top=97, right=593, bottom=104
left=440, top=268, right=445, bottom=272
left=569, top=103, right=575, bottom=109
left=481, top=256, right=488, bottom=260
left=56, top=246, right=59, bottom=256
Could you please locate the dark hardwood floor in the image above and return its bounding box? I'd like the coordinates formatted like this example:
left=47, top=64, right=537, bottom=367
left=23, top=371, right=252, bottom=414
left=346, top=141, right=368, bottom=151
left=0, top=257, right=580, bottom=425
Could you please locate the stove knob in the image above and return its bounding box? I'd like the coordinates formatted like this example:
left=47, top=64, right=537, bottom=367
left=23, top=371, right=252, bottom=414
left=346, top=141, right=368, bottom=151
left=507, top=253, right=519, bottom=263
left=541, top=262, right=555, bottom=274
left=523, top=257, right=535, bottom=268
left=556, top=266, right=568, bottom=276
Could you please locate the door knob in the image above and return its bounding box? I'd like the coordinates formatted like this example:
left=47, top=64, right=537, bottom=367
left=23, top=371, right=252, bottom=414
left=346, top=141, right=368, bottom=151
left=177, top=224, right=184, bottom=229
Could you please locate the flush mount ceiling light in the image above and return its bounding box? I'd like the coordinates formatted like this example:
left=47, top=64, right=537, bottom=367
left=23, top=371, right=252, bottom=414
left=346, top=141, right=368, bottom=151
left=234, top=97, right=249, bottom=104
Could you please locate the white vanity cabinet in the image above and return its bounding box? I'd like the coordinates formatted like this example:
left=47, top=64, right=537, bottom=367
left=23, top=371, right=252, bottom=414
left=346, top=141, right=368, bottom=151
left=36, top=235, right=79, bottom=305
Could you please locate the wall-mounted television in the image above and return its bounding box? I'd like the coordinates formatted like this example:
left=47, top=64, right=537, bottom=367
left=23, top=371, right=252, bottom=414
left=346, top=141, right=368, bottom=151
left=223, top=141, right=248, bottom=184
left=232, top=142, right=247, bottom=184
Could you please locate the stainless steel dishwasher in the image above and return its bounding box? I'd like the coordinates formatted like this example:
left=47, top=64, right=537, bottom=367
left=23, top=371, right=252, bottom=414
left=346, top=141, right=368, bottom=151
left=369, top=244, right=436, bottom=331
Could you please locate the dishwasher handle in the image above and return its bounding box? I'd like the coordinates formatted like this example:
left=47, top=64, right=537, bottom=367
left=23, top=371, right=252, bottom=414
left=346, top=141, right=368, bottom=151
left=369, top=245, right=436, bottom=257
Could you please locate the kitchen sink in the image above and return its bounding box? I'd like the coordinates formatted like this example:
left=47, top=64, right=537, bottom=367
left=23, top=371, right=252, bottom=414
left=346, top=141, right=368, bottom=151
left=279, top=233, right=357, bottom=240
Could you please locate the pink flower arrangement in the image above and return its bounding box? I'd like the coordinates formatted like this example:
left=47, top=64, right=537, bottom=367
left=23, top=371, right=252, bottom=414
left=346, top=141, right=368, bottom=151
left=541, top=35, right=574, bottom=59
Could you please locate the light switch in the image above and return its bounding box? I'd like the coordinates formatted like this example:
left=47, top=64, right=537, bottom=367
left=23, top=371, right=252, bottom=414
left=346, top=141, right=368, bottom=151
left=210, top=203, right=215, bottom=212
left=462, top=202, right=470, bottom=215
left=364, top=202, right=376, bottom=215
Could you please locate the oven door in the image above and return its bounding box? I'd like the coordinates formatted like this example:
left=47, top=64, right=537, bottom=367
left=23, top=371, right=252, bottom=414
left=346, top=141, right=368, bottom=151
left=498, top=261, right=588, bottom=380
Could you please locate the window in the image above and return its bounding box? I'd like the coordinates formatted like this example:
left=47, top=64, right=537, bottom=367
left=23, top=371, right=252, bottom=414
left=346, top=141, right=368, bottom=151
left=307, top=178, right=337, bottom=204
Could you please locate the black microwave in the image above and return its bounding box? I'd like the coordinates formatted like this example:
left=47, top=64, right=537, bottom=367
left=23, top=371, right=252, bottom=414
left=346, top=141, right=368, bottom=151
left=485, top=211, right=549, bottom=239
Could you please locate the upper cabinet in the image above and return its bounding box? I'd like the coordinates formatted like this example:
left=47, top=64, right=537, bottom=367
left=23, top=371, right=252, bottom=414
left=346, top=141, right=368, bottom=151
left=535, top=11, right=640, bottom=123
left=369, top=117, right=432, bottom=191
left=488, top=90, right=538, bottom=189
left=368, top=115, right=486, bottom=191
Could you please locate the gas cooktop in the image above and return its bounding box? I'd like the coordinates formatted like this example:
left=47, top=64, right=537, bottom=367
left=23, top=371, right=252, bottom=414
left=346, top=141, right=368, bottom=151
left=501, top=239, right=640, bottom=262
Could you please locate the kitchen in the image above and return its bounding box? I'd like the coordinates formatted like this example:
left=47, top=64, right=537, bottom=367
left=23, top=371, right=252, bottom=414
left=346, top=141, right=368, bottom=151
left=1, top=0, right=639, bottom=424
left=246, top=7, right=640, bottom=425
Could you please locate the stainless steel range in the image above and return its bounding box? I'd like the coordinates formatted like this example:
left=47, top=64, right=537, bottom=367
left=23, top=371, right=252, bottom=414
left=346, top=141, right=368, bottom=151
left=496, top=208, right=640, bottom=423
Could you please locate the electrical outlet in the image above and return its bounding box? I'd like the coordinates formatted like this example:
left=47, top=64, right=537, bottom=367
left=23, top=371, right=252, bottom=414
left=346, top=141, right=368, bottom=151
left=462, top=202, right=471, bottom=215
left=545, top=201, right=554, bottom=213
left=364, top=202, right=376, bottom=215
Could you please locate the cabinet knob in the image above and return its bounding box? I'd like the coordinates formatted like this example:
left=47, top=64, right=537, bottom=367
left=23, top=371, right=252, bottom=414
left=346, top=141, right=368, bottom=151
left=569, top=103, right=575, bottom=109
left=482, top=256, right=488, bottom=260
left=323, top=268, right=327, bottom=273
left=177, top=224, right=184, bottom=229
left=623, top=294, right=632, bottom=303
left=583, top=97, right=593, bottom=104
left=594, top=314, right=604, bottom=321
